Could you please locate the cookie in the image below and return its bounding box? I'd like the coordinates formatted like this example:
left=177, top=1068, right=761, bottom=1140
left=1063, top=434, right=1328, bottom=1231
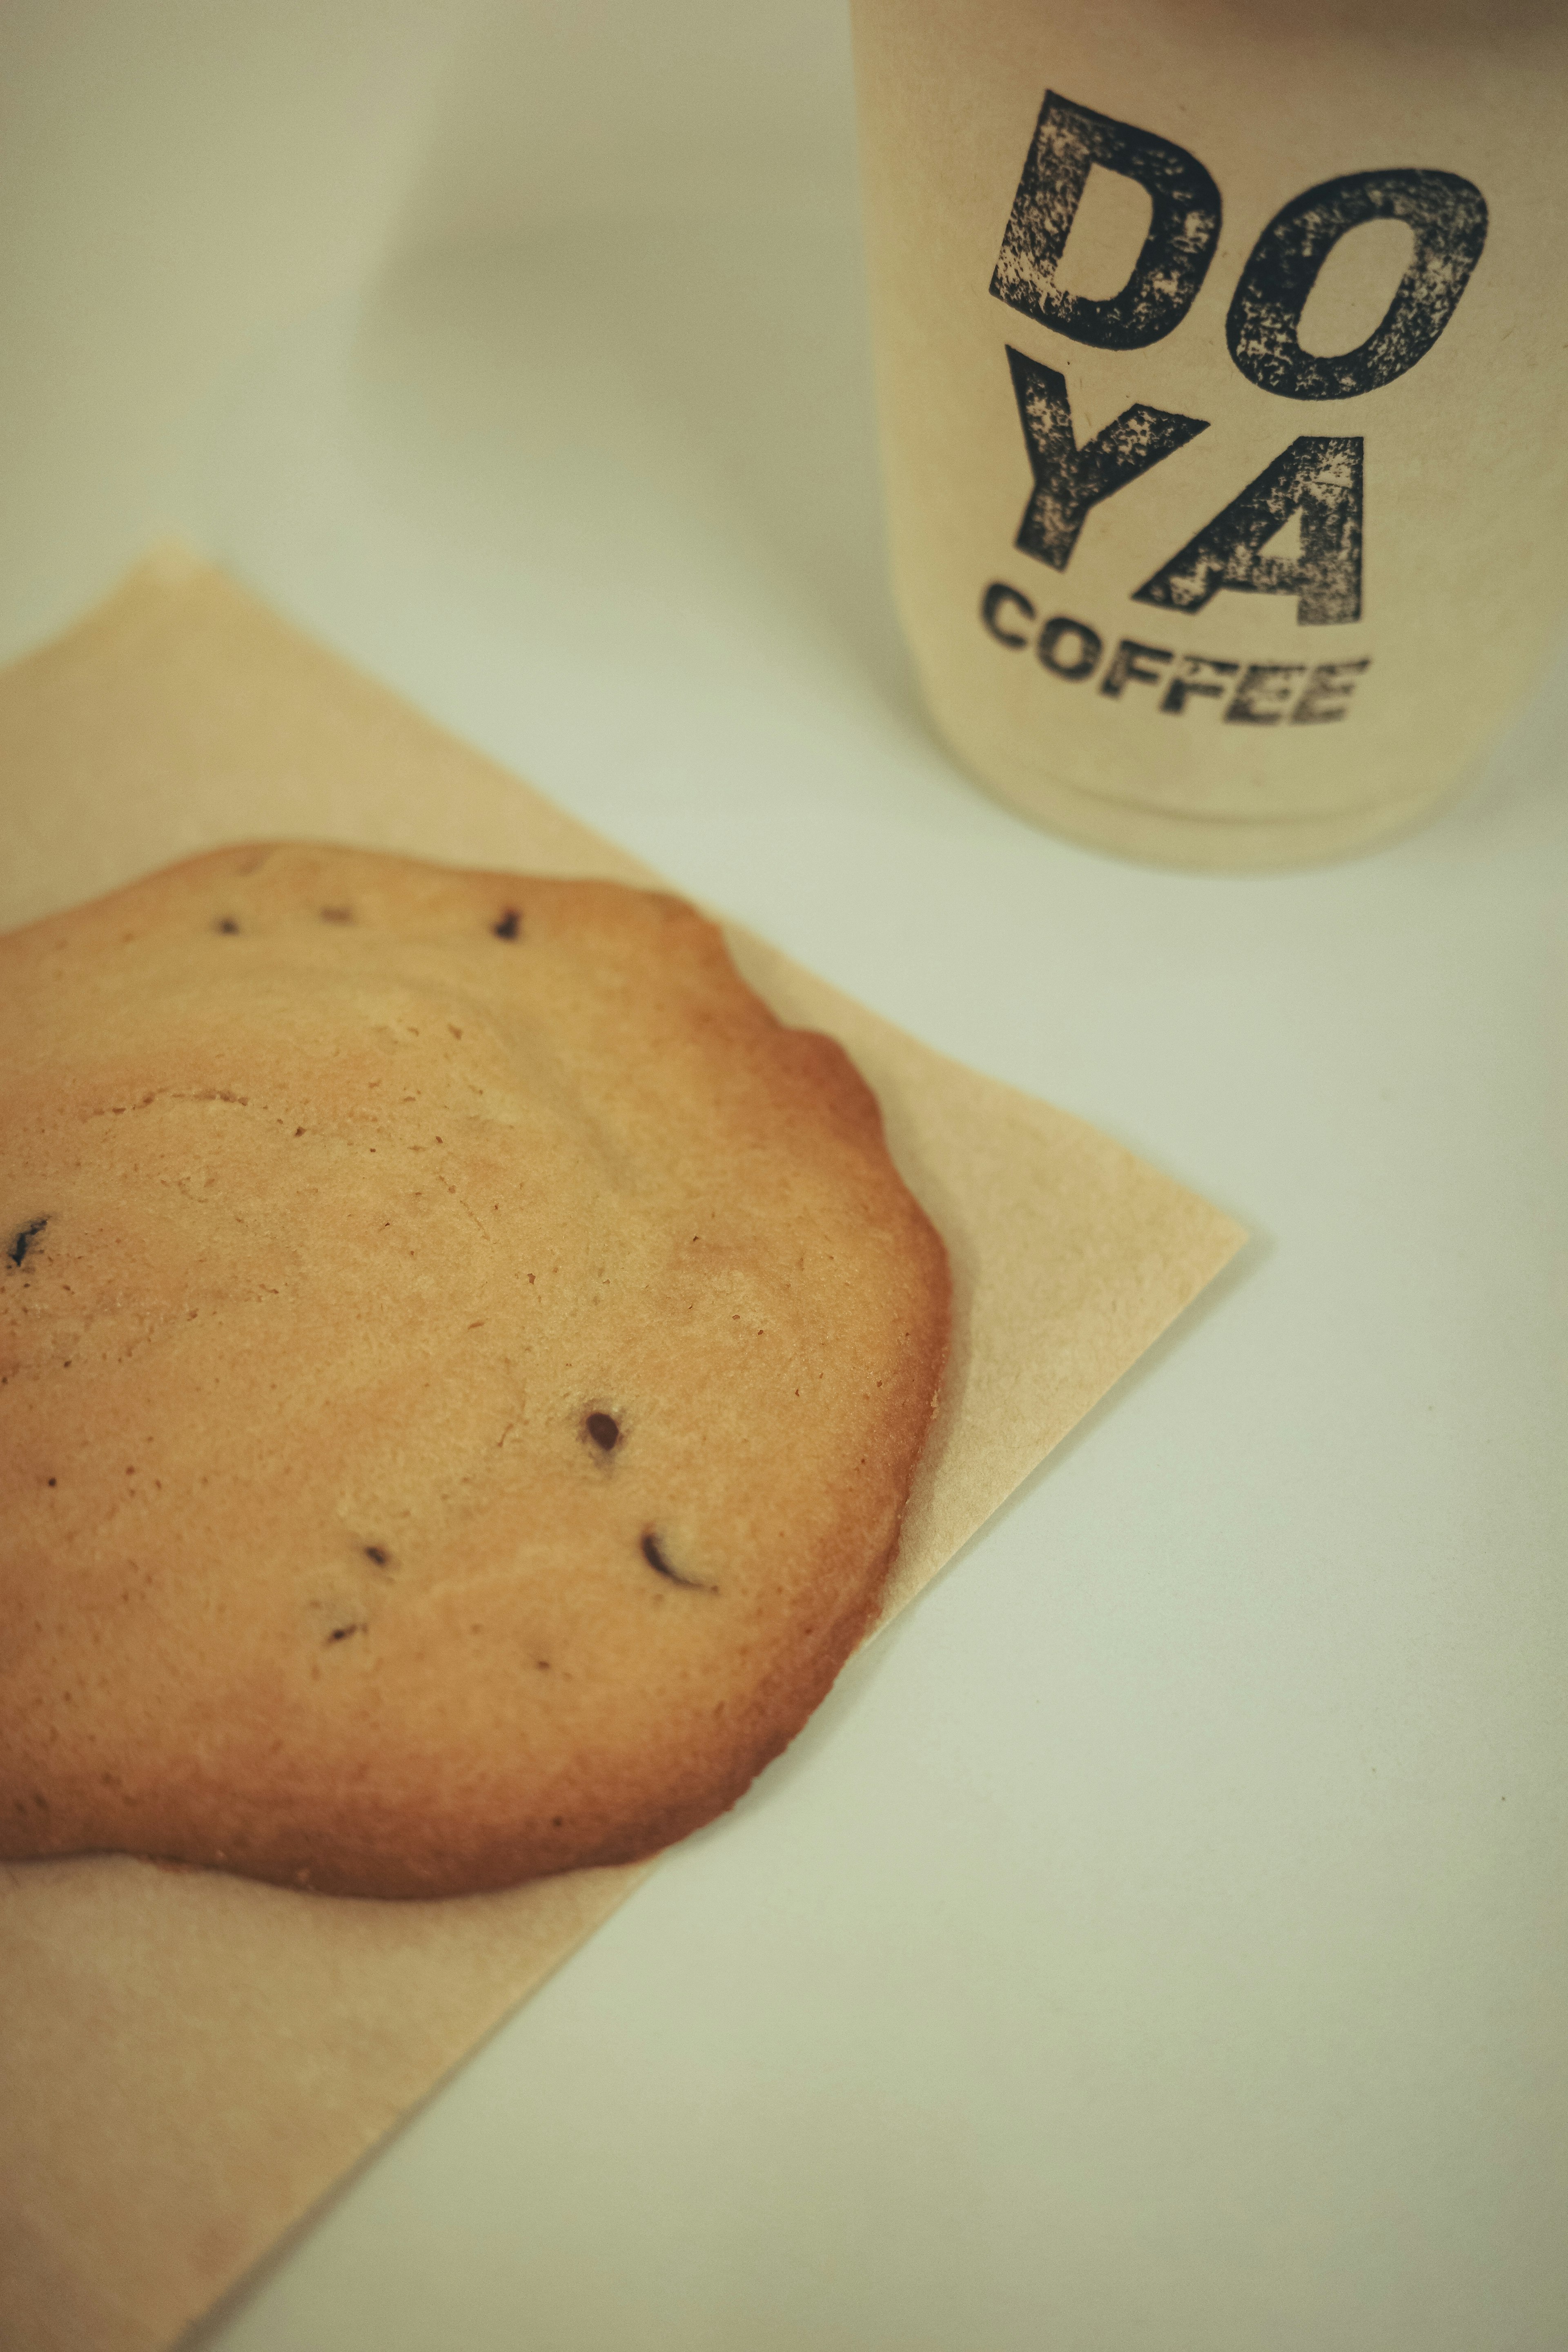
left=0, top=844, right=949, bottom=1897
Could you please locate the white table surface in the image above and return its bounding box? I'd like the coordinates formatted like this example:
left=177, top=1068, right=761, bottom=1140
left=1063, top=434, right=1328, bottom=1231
left=1, top=11, right=1562, bottom=2350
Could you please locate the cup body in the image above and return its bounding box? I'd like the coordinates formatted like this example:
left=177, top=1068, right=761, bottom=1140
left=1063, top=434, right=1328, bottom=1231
left=851, top=0, right=1568, bottom=868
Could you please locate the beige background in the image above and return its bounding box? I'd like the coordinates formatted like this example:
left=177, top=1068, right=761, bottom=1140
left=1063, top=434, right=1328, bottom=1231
left=0, top=8, right=1561, bottom=2352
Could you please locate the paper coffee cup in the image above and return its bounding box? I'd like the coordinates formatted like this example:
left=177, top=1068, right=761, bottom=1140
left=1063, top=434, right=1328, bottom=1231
left=851, top=0, right=1568, bottom=868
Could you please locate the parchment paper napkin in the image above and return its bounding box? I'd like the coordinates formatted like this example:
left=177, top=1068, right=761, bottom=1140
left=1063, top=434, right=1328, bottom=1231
left=0, top=550, right=1245, bottom=2352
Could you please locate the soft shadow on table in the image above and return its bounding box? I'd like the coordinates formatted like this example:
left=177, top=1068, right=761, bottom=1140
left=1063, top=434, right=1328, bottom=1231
left=340, top=212, right=933, bottom=736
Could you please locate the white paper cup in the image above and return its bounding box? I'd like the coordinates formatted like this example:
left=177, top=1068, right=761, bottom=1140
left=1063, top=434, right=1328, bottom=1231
left=851, top=0, right=1568, bottom=868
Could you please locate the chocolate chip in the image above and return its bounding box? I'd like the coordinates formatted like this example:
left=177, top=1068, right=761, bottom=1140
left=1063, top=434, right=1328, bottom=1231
left=640, top=1531, right=715, bottom=1592
left=363, top=1545, right=391, bottom=1568
left=326, top=1621, right=365, bottom=1644
left=214, top=917, right=241, bottom=935
left=7, top=1218, right=46, bottom=1269
left=492, top=909, right=521, bottom=940
left=585, top=1412, right=620, bottom=1452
